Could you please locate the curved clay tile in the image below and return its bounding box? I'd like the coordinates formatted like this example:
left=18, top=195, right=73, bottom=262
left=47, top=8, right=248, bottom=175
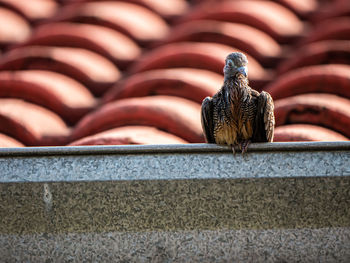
left=49, top=1, right=169, bottom=46
left=274, top=124, right=348, bottom=142
left=278, top=40, right=350, bottom=74
left=70, top=126, right=187, bottom=146
left=275, top=0, right=319, bottom=18
left=274, top=93, right=350, bottom=138
left=0, top=70, right=97, bottom=125
left=103, top=68, right=222, bottom=104
left=0, top=133, right=24, bottom=147
left=0, top=7, right=31, bottom=46
left=311, top=1, right=350, bottom=21
left=16, top=22, right=141, bottom=69
left=0, top=0, right=58, bottom=22
left=122, top=0, right=189, bottom=21
left=265, top=64, right=350, bottom=100
left=0, top=99, right=70, bottom=146
left=159, top=20, right=282, bottom=67
left=71, top=96, right=204, bottom=143
left=61, top=0, right=189, bottom=20
left=302, top=17, right=350, bottom=44
left=178, top=0, right=305, bottom=43
left=128, top=42, right=269, bottom=89
left=0, top=46, right=121, bottom=96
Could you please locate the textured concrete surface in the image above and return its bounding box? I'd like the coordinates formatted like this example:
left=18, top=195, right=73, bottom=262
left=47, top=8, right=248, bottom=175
left=1, top=177, right=350, bottom=234
left=0, top=142, right=350, bottom=182
left=1, top=228, right=350, bottom=262
left=0, top=142, right=349, bottom=261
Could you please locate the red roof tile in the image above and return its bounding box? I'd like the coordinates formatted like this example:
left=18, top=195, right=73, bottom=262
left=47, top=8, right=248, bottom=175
left=15, top=22, right=141, bottom=69
left=70, top=126, right=187, bottom=146
left=278, top=40, right=350, bottom=74
left=274, top=124, right=348, bottom=141
left=60, top=0, right=189, bottom=21
left=274, top=93, right=350, bottom=138
left=48, top=1, right=169, bottom=45
left=266, top=64, right=350, bottom=100
left=71, top=96, right=203, bottom=143
left=0, top=0, right=58, bottom=22
left=0, top=46, right=121, bottom=96
left=0, top=133, right=24, bottom=147
left=0, top=70, right=96, bottom=124
left=103, top=68, right=222, bottom=104
left=0, top=7, right=31, bottom=47
left=178, top=1, right=305, bottom=43
left=128, top=42, right=269, bottom=89
left=311, top=0, right=350, bottom=21
left=275, top=0, right=319, bottom=18
left=0, top=99, right=70, bottom=146
left=159, top=20, right=282, bottom=67
left=122, top=0, right=189, bottom=21
left=302, top=17, right=350, bottom=44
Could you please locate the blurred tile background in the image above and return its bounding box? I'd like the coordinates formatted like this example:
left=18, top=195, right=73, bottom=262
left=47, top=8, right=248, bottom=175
left=0, top=0, right=349, bottom=147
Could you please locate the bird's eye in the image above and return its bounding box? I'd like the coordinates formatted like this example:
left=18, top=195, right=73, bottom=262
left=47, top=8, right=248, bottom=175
left=228, top=60, right=234, bottom=67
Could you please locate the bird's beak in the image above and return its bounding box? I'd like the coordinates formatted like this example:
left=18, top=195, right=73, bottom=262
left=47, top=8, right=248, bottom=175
left=237, top=66, right=248, bottom=77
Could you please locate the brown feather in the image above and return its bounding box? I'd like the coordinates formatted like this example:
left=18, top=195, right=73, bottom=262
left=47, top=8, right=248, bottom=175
left=201, top=97, right=215, bottom=143
left=252, top=91, right=275, bottom=142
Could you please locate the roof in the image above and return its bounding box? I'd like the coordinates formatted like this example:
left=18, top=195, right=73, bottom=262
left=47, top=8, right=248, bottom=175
left=0, top=0, right=349, bottom=147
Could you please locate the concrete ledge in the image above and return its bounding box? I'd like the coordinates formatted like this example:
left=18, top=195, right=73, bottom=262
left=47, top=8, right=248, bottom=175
left=1, top=142, right=350, bottom=183
left=0, top=142, right=350, bottom=262
left=0, top=141, right=349, bottom=157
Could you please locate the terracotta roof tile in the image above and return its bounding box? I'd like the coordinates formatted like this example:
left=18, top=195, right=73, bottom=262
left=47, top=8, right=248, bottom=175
left=0, top=98, right=70, bottom=146
left=70, top=126, right=187, bottom=146
left=278, top=40, right=350, bottom=74
left=122, top=0, right=189, bottom=21
left=16, top=22, right=141, bottom=69
left=0, top=70, right=97, bottom=124
left=0, top=46, right=121, bottom=96
left=311, top=0, right=350, bottom=21
left=71, top=96, right=203, bottom=143
left=103, top=68, right=222, bottom=104
left=274, top=124, right=348, bottom=141
left=128, top=42, right=270, bottom=89
left=0, top=0, right=58, bottom=22
left=274, top=93, right=350, bottom=138
left=48, top=1, right=169, bottom=45
left=275, top=0, right=319, bottom=18
left=266, top=64, right=350, bottom=100
left=159, top=20, right=282, bottom=67
left=178, top=1, right=305, bottom=43
left=302, top=17, right=350, bottom=44
left=60, top=0, right=189, bottom=20
left=0, top=7, right=31, bottom=47
left=0, top=133, right=24, bottom=147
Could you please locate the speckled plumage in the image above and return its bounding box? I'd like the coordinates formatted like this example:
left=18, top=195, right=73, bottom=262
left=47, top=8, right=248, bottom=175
left=201, top=52, right=275, bottom=152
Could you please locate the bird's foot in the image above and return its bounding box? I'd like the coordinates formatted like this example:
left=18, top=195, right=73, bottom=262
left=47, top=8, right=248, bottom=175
left=240, top=140, right=251, bottom=154
left=231, top=144, right=236, bottom=155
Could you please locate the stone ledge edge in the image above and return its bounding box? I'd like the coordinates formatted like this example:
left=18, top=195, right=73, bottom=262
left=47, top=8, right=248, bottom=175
left=0, top=141, right=349, bottom=157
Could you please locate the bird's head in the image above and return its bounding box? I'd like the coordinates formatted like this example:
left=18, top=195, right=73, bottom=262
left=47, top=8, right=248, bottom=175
left=223, top=52, right=248, bottom=79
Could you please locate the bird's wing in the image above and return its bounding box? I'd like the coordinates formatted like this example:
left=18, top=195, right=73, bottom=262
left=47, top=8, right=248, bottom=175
left=201, top=96, right=215, bottom=143
left=253, top=91, right=275, bottom=142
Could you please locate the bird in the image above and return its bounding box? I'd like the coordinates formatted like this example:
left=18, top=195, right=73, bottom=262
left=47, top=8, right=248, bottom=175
left=201, top=52, right=275, bottom=153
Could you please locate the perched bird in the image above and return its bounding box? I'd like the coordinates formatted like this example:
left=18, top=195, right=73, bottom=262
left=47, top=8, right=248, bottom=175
left=201, top=52, right=275, bottom=153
